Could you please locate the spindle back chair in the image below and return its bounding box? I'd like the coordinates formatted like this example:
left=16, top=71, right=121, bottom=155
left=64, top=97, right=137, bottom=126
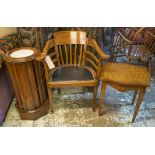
left=111, top=28, right=155, bottom=67
left=37, top=31, right=109, bottom=113
left=127, top=30, right=155, bottom=66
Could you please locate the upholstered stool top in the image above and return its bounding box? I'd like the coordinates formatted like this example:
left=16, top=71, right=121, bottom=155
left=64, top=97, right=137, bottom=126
left=100, top=63, right=150, bottom=87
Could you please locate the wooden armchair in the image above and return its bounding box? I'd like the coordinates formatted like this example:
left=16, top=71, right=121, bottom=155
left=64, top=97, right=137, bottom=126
left=36, top=31, right=109, bottom=113
left=112, top=28, right=155, bottom=67
left=120, top=27, right=144, bottom=41
left=126, top=30, right=155, bottom=65
left=111, top=27, right=148, bottom=62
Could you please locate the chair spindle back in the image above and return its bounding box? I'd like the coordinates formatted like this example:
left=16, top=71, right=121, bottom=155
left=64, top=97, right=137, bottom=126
left=54, top=31, right=87, bottom=66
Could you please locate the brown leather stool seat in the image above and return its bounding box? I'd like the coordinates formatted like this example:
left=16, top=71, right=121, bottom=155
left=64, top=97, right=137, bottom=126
left=49, top=66, right=94, bottom=82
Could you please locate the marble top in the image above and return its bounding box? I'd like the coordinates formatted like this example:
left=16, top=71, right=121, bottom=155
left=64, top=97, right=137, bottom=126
left=10, top=49, right=34, bottom=58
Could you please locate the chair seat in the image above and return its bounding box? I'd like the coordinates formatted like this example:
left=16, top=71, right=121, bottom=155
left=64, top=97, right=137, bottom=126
left=100, top=63, right=150, bottom=87
left=49, top=66, right=94, bottom=82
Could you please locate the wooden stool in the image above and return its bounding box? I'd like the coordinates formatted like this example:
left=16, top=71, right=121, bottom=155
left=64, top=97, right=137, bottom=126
left=99, top=63, right=150, bottom=123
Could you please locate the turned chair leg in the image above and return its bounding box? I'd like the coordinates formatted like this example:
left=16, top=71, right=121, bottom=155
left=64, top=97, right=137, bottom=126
left=98, top=82, right=107, bottom=116
left=47, top=88, right=53, bottom=113
left=92, top=86, right=98, bottom=112
left=132, top=89, right=146, bottom=123
left=131, top=90, right=138, bottom=104
left=57, top=88, right=61, bottom=94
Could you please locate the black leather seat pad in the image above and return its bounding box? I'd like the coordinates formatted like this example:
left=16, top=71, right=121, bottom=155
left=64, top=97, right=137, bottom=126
left=50, top=66, right=94, bottom=82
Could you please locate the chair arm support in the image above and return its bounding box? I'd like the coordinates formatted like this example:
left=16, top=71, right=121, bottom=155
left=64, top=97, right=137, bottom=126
left=36, top=39, right=55, bottom=61
left=87, top=39, right=109, bottom=60
left=36, top=52, right=47, bottom=61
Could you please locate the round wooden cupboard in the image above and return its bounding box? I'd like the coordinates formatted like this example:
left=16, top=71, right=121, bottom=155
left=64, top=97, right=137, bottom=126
left=4, top=47, right=49, bottom=120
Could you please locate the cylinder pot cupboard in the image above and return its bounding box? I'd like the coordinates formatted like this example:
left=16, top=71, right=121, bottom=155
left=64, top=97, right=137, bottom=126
left=4, top=47, right=49, bottom=120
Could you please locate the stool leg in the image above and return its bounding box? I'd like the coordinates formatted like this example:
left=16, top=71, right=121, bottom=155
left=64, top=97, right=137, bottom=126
left=47, top=88, right=53, bottom=113
left=132, top=89, right=146, bottom=123
left=92, top=86, right=98, bottom=112
left=98, top=82, right=107, bottom=116
left=131, top=90, right=138, bottom=104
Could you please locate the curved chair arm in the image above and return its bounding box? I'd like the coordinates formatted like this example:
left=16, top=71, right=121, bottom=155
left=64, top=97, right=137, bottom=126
left=36, top=39, right=55, bottom=61
left=132, top=27, right=145, bottom=42
left=117, top=31, right=132, bottom=44
left=87, top=38, right=109, bottom=60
